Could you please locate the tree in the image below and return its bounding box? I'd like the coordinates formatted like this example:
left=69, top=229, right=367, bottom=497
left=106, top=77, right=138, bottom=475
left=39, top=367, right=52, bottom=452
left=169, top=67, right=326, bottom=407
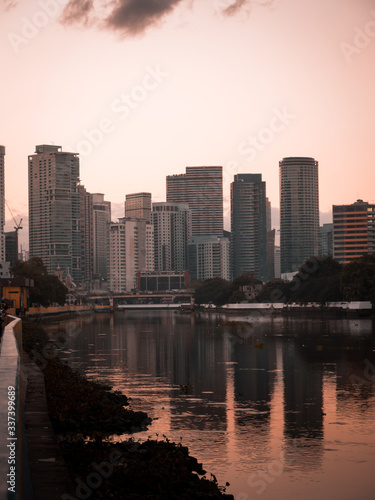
left=194, top=278, right=232, bottom=306
left=256, top=279, right=292, bottom=303
left=228, top=290, right=246, bottom=303
left=11, top=257, right=68, bottom=307
left=340, top=255, right=375, bottom=302
left=256, top=257, right=343, bottom=304
left=228, top=272, right=262, bottom=303
left=231, top=271, right=261, bottom=288
left=289, top=256, right=343, bottom=303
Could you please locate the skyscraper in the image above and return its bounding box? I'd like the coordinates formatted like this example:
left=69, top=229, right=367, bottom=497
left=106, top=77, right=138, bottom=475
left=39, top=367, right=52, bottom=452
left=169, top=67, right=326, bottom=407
left=230, top=174, right=267, bottom=281
left=0, top=146, right=5, bottom=263
left=5, top=231, right=18, bottom=266
left=333, top=200, right=375, bottom=264
left=109, top=218, right=154, bottom=292
left=279, top=157, right=319, bottom=274
left=151, top=202, right=191, bottom=272
left=188, top=235, right=230, bottom=282
left=78, top=185, right=93, bottom=290
left=318, top=223, right=333, bottom=257
left=166, top=166, right=223, bottom=236
left=125, top=192, right=152, bottom=222
left=28, top=145, right=81, bottom=282
left=92, top=193, right=111, bottom=286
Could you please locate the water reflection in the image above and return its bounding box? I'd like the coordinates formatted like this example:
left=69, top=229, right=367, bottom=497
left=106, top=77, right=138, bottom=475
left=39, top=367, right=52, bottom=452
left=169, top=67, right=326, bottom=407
left=46, top=311, right=375, bottom=500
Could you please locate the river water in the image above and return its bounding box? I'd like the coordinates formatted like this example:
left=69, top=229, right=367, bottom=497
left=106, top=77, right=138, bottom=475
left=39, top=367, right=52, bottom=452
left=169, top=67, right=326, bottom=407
left=45, top=311, right=375, bottom=499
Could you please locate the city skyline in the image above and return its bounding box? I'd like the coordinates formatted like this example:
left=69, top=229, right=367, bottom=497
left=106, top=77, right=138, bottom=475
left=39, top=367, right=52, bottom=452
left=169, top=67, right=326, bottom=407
left=1, top=0, right=374, bottom=251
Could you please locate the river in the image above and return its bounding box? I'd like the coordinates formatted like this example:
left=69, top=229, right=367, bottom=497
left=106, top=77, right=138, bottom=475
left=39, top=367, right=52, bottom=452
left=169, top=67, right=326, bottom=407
left=44, top=310, right=375, bottom=499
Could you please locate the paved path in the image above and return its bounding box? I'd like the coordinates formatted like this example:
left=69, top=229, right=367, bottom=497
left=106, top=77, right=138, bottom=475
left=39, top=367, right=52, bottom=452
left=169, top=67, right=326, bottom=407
left=23, top=353, right=76, bottom=500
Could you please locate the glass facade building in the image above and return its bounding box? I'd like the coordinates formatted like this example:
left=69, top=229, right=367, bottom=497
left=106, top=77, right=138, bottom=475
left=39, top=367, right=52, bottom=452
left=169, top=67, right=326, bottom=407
left=166, top=166, right=223, bottom=237
left=231, top=173, right=267, bottom=281
left=151, top=202, right=191, bottom=272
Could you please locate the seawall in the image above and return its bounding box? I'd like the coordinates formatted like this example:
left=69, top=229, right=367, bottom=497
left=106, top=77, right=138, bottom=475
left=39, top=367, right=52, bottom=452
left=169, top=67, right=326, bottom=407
left=0, top=315, right=32, bottom=500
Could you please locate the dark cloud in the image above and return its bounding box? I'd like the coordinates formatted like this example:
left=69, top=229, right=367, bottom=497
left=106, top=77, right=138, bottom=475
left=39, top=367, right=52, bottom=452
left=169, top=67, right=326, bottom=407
left=105, top=0, right=185, bottom=36
left=59, top=0, right=274, bottom=36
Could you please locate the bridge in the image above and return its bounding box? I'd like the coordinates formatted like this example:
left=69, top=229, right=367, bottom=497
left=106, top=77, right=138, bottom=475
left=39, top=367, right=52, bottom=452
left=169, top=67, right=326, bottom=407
left=87, top=292, right=194, bottom=307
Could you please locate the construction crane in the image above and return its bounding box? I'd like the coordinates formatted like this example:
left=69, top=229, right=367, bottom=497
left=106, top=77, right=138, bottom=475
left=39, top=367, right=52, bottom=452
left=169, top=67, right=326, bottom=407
left=5, top=201, right=23, bottom=262
left=5, top=200, right=23, bottom=233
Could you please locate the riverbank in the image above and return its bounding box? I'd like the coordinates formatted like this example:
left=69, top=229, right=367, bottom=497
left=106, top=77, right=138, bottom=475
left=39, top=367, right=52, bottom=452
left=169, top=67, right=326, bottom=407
left=22, top=320, right=233, bottom=499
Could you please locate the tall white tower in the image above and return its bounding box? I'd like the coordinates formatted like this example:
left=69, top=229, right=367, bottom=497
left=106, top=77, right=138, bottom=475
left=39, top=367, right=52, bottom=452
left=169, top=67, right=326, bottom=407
left=28, top=145, right=81, bottom=282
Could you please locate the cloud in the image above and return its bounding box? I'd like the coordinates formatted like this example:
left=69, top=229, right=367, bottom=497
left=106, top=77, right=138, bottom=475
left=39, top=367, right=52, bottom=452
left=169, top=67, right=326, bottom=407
left=220, top=0, right=276, bottom=17
left=59, top=0, right=274, bottom=36
left=2, top=0, right=18, bottom=11
left=61, top=0, right=94, bottom=26
left=221, top=0, right=249, bottom=17
left=105, top=0, right=186, bottom=36
left=61, top=0, right=185, bottom=34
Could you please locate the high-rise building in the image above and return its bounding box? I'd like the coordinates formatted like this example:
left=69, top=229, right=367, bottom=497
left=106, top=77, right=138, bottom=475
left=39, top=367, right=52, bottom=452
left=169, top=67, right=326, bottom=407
left=109, top=218, right=154, bottom=293
left=266, top=197, right=272, bottom=232
left=110, top=219, right=136, bottom=293
left=78, top=185, right=93, bottom=290
left=133, top=218, right=154, bottom=273
left=188, top=235, right=230, bottom=282
left=92, top=193, right=111, bottom=287
left=5, top=231, right=18, bottom=266
left=28, top=145, right=81, bottom=282
left=274, top=246, right=281, bottom=279
left=151, top=202, right=191, bottom=272
left=266, top=197, right=275, bottom=280
left=318, top=223, right=333, bottom=257
left=0, top=146, right=5, bottom=262
left=166, top=166, right=223, bottom=236
left=125, top=192, right=152, bottom=222
left=230, top=174, right=268, bottom=281
left=333, top=200, right=375, bottom=264
left=279, top=157, right=319, bottom=273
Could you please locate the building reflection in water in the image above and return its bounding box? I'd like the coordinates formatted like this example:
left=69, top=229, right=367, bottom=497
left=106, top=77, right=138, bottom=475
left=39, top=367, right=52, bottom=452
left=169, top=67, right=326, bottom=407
left=47, top=312, right=375, bottom=499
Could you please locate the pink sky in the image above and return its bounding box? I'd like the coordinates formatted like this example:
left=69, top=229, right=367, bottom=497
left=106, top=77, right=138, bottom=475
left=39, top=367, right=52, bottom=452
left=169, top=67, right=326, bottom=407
left=1, top=0, right=375, bottom=251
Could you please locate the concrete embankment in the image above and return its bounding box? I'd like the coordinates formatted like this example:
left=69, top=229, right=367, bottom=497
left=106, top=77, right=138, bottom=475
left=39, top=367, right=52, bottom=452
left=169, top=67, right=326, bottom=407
left=0, top=315, right=31, bottom=500
left=0, top=316, right=75, bottom=500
